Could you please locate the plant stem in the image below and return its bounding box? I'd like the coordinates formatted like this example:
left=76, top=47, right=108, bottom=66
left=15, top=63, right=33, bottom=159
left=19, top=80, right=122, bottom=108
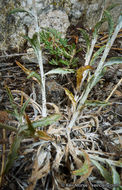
left=67, top=14, right=122, bottom=138
left=32, top=0, right=47, bottom=117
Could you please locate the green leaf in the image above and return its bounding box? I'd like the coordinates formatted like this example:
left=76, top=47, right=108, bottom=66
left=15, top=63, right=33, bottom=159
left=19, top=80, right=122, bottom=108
left=85, top=100, right=110, bottom=106
left=90, top=45, right=105, bottom=65
left=90, top=155, right=122, bottom=168
left=9, top=8, right=34, bottom=17
left=20, top=98, right=30, bottom=115
left=104, top=57, right=122, bottom=67
left=5, top=86, right=19, bottom=120
left=104, top=10, right=114, bottom=38
left=111, top=167, right=121, bottom=190
left=106, top=3, right=119, bottom=11
left=4, top=135, right=23, bottom=173
left=27, top=71, right=42, bottom=84
left=45, top=68, right=75, bottom=75
left=93, top=18, right=106, bottom=37
left=78, top=28, right=90, bottom=51
left=19, top=114, right=61, bottom=133
left=91, top=159, right=112, bottom=184
left=106, top=161, right=122, bottom=190
left=24, top=33, right=40, bottom=52
left=49, top=59, right=59, bottom=65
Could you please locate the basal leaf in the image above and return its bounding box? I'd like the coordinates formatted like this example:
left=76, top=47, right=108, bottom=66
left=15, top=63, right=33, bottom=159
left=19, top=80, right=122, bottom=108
left=76, top=65, right=93, bottom=91
left=104, top=57, right=122, bottom=67
left=106, top=161, right=121, bottom=190
left=45, top=68, right=75, bottom=76
left=72, top=150, right=93, bottom=181
left=85, top=100, right=110, bottom=106
left=64, top=88, right=76, bottom=111
left=4, top=135, right=23, bottom=173
left=91, top=159, right=112, bottom=184
left=19, top=114, right=61, bottom=132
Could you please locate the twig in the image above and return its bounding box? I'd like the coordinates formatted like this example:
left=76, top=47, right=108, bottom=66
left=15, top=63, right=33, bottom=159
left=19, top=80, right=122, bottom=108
left=0, top=52, right=33, bottom=58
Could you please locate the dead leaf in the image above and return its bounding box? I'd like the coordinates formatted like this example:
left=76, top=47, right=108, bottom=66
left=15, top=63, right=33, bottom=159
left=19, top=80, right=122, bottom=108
left=76, top=65, right=93, bottom=91
left=36, top=130, right=53, bottom=141
left=64, top=88, right=77, bottom=111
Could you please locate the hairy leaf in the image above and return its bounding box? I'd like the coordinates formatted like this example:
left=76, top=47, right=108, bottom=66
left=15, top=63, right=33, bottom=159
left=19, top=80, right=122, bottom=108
left=90, top=45, right=105, bottom=65
left=78, top=28, right=90, bottom=51
left=104, top=10, right=114, bottom=38
left=45, top=68, right=75, bottom=75
left=91, top=159, right=112, bottom=184
left=4, top=135, right=23, bottom=173
left=85, top=100, right=110, bottom=106
left=104, top=57, right=122, bottom=67
left=19, top=114, right=61, bottom=132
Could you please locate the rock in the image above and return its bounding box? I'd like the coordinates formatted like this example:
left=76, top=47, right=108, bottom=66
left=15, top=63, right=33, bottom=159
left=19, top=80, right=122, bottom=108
left=35, top=76, right=64, bottom=104
left=28, top=10, right=70, bottom=38
left=0, top=0, right=121, bottom=53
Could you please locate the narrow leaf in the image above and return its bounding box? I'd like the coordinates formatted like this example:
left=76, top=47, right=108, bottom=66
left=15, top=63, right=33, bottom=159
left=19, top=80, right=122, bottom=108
left=78, top=28, right=90, bottom=51
left=5, top=86, right=19, bottom=119
left=72, top=150, right=93, bottom=181
left=64, top=88, right=77, bottom=111
left=4, top=135, right=23, bottom=173
left=104, top=57, right=122, bottom=67
left=106, top=161, right=121, bottom=189
left=85, top=100, right=110, bottom=106
left=93, top=18, right=106, bottom=37
left=104, top=10, right=114, bottom=37
left=20, top=98, right=30, bottom=115
left=9, top=8, right=34, bottom=17
left=19, top=114, right=61, bottom=132
left=45, top=68, right=75, bottom=76
left=107, top=3, right=119, bottom=11
left=91, top=159, right=112, bottom=184
left=90, top=45, right=105, bottom=65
